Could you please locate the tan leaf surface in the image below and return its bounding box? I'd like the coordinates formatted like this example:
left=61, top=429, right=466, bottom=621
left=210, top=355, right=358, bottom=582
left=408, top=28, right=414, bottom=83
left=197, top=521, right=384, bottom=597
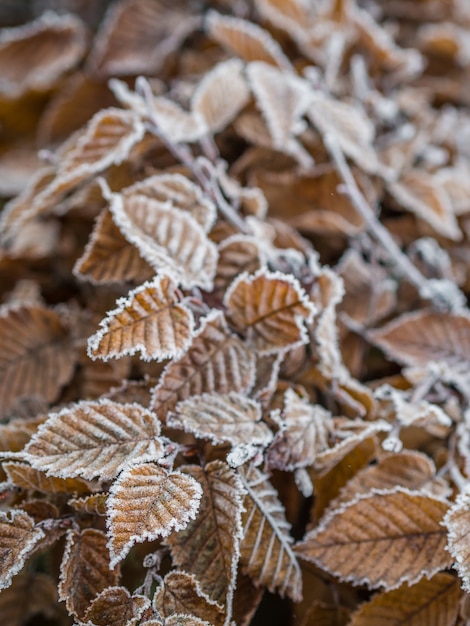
left=224, top=268, right=316, bottom=354
left=192, top=58, right=250, bottom=134
left=231, top=572, right=264, bottom=626
left=348, top=573, right=461, bottom=626
left=266, top=389, right=332, bottom=471
left=165, top=617, right=213, bottom=626
left=238, top=464, right=302, bottom=601
left=149, top=95, right=208, bottom=144
left=88, top=275, right=194, bottom=362
left=74, top=208, right=154, bottom=285
left=0, top=305, right=75, bottom=420
left=443, top=491, right=470, bottom=592
left=214, top=235, right=261, bottom=294
left=0, top=12, right=87, bottom=98
left=107, top=463, right=202, bottom=567
left=168, top=392, right=272, bottom=451
left=165, top=461, right=244, bottom=610
left=24, top=399, right=164, bottom=480
left=294, top=601, right=350, bottom=626
left=0, top=510, right=44, bottom=591
left=295, top=489, right=451, bottom=590
left=59, top=528, right=119, bottom=619
left=110, top=193, right=218, bottom=289
left=0, top=415, right=46, bottom=452
left=69, top=492, right=108, bottom=516
left=154, top=571, right=224, bottom=626
left=0, top=571, right=64, bottom=626
left=3, top=461, right=90, bottom=495
left=83, top=586, right=151, bottom=626
left=151, top=311, right=255, bottom=420
left=207, top=10, right=292, bottom=70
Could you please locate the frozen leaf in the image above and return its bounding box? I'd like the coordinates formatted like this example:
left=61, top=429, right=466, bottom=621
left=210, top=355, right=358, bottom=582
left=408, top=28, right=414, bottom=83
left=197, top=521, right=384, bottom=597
left=238, top=464, right=302, bottom=601
left=0, top=510, right=44, bottom=591
left=149, top=96, right=208, bottom=144
left=295, top=489, right=451, bottom=590
left=168, top=392, right=272, bottom=452
left=443, top=491, right=470, bottom=592
left=74, top=209, right=154, bottom=285
left=107, top=462, right=202, bottom=567
left=387, top=170, right=461, bottom=241
left=151, top=311, right=255, bottom=420
left=0, top=305, right=75, bottom=420
left=3, top=461, right=90, bottom=495
left=165, top=617, right=213, bottom=626
left=165, top=461, right=244, bottom=609
left=0, top=12, right=87, bottom=98
left=88, top=276, right=194, bottom=362
left=224, top=268, right=316, bottom=354
left=83, top=586, right=151, bottom=626
left=192, top=58, right=250, bottom=134
left=0, top=415, right=46, bottom=453
left=24, top=399, right=164, bottom=480
left=59, top=528, right=119, bottom=619
left=348, top=573, right=461, bottom=626
left=215, top=235, right=262, bottom=294
left=110, top=193, right=218, bottom=290
left=266, top=389, right=332, bottom=471
left=155, top=572, right=224, bottom=626
left=254, top=0, right=311, bottom=39
left=206, top=11, right=292, bottom=70
left=69, top=493, right=108, bottom=517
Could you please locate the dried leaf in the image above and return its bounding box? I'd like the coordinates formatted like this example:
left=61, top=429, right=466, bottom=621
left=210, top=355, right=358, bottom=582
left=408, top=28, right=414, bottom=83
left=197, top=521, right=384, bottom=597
left=0, top=571, right=64, bottom=625
left=59, top=528, right=119, bottom=619
left=165, top=616, right=213, bottom=626
left=0, top=415, right=46, bottom=453
left=348, top=573, right=461, bottom=626
left=88, top=276, right=194, bottom=362
left=151, top=311, right=255, bottom=420
left=107, top=462, right=202, bottom=567
left=206, top=11, right=292, bottom=70
left=238, top=463, right=302, bottom=601
left=231, top=571, right=264, bottom=626
left=192, top=58, right=250, bottom=134
left=295, top=489, right=451, bottom=590
left=24, top=399, right=164, bottom=480
left=3, top=461, right=90, bottom=495
left=110, top=192, right=218, bottom=289
left=83, top=586, right=151, bottom=626
left=0, top=510, right=44, bottom=591
left=0, top=305, right=75, bottom=420
left=224, top=268, right=316, bottom=355
left=443, top=491, right=470, bottom=592
left=155, top=571, right=224, bottom=626
left=214, top=235, right=262, bottom=294
left=165, top=461, right=244, bottom=610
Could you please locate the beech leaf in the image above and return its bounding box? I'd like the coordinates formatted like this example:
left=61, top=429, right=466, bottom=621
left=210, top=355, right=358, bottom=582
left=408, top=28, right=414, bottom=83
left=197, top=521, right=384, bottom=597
left=443, top=491, right=470, bottom=592
left=83, top=586, right=151, bottom=626
left=3, top=461, right=90, bottom=495
left=0, top=510, right=44, bottom=591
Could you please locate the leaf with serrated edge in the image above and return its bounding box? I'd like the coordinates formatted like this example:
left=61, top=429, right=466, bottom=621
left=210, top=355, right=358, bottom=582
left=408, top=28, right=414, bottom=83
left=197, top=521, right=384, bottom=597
left=3, top=462, right=90, bottom=495
left=444, top=491, right=470, bottom=592
left=295, top=488, right=451, bottom=590
left=151, top=310, right=255, bottom=420
left=107, top=463, right=202, bottom=567
left=0, top=510, right=45, bottom=591
left=224, top=268, right=316, bottom=355
left=238, top=464, right=302, bottom=601
left=59, top=528, right=119, bottom=619
left=83, top=586, right=150, bottom=626
left=69, top=493, right=108, bottom=516
left=165, top=461, right=244, bottom=613
left=24, top=399, right=164, bottom=480
left=0, top=305, right=75, bottom=420
left=206, top=11, right=292, bottom=70
left=215, top=235, right=261, bottom=294
left=192, top=58, right=250, bottom=134
left=110, top=193, right=218, bottom=290
left=155, top=571, right=224, bottom=626
left=348, top=573, right=461, bottom=626
left=168, top=392, right=272, bottom=451
left=166, top=616, right=212, bottom=626
left=88, top=275, right=194, bottom=362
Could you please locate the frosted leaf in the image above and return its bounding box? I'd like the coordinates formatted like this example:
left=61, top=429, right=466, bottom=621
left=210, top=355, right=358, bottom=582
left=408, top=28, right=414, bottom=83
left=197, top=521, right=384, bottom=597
left=3, top=462, right=90, bottom=496
left=192, top=58, right=251, bottom=134
left=444, top=491, right=470, bottom=592
left=69, top=493, right=108, bottom=517
left=151, top=96, right=208, bottom=143
left=107, top=463, right=202, bottom=567
left=88, top=275, right=194, bottom=362
left=254, top=0, right=312, bottom=40
left=24, top=399, right=164, bottom=480
left=224, top=268, right=316, bottom=355
left=83, top=587, right=150, bottom=626
left=214, top=235, right=262, bottom=294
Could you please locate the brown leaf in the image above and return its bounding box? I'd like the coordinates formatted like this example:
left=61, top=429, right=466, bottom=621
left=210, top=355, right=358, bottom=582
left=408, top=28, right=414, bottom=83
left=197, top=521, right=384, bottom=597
left=151, top=311, right=255, bottom=420
left=59, top=528, right=119, bottom=619
left=88, top=275, right=195, bottom=362
left=0, top=305, right=75, bottom=420
left=0, top=572, right=64, bottom=626
left=107, top=463, right=202, bottom=567
left=238, top=463, right=302, bottom=601
left=24, top=399, right=164, bottom=480
left=231, top=571, right=264, bottom=626
left=214, top=235, right=262, bottom=294
left=165, top=461, right=244, bottom=611
left=69, top=492, right=108, bottom=517
left=110, top=192, right=218, bottom=289
left=348, top=573, right=461, bottom=626
left=444, top=491, right=470, bottom=592
left=295, top=489, right=451, bottom=590
left=165, top=617, right=213, bottom=626
left=83, top=586, right=151, bottom=626
left=0, top=415, right=46, bottom=452
left=3, top=461, right=90, bottom=495
left=224, top=268, right=316, bottom=354
left=0, top=510, right=44, bottom=591
left=155, top=571, right=224, bottom=626
left=74, top=208, right=154, bottom=285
